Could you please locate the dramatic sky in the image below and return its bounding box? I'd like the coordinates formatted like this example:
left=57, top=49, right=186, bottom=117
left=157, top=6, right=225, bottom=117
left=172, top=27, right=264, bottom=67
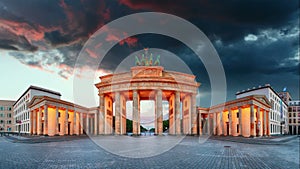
left=0, top=0, right=299, bottom=111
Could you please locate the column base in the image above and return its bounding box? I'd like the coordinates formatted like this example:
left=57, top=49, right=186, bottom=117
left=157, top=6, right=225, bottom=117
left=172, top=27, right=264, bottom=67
left=54, top=134, right=60, bottom=136
left=44, top=134, right=49, bottom=136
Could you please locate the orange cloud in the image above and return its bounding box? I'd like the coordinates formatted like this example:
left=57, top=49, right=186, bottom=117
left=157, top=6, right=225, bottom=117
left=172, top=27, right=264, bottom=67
left=105, top=31, right=138, bottom=47
left=85, top=48, right=98, bottom=58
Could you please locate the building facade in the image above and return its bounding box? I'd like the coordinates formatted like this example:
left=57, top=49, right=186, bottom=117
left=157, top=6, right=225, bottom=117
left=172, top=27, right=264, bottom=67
left=278, top=91, right=292, bottom=105
left=95, top=66, right=200, bottom=135
left=236, top=84, right=288, bottom=135
left=0, top=100, right=15, bottom=132
left=13, top=86, right=61, bottom=134
left=288, top=100, right=300, bottom=135
left=27, top=96, right=97, bottom=136
left=198, top=95, right=271, bottom=137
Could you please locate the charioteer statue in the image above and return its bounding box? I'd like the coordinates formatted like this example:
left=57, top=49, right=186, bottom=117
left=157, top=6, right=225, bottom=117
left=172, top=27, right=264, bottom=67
left=135, top=48, right=160, bottom=66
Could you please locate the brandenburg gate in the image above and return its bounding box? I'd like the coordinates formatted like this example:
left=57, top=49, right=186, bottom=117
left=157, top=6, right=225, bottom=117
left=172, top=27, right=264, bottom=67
left=95, top=53, right=200, bottom=135
left=27, top=50, right=271, bottom=137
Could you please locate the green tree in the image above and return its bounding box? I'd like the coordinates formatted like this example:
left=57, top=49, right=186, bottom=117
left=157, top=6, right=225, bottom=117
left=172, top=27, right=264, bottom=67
left=163, top=120, right=169, bottom=132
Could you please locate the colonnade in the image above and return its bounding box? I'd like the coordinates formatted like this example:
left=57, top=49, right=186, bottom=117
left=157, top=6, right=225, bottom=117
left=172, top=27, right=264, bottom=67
left=98, top=90, right=198, bottom=135
left=199, top=104, right=270, bottom=137
left=30, top=104, right=96, bottom=136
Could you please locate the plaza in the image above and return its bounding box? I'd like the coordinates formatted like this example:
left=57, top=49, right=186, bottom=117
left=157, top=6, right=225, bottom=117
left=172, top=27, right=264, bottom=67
left=0, top=135, right=299, bottom=168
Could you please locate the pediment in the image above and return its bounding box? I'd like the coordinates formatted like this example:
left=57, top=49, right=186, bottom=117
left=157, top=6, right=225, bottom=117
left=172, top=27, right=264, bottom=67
left=254, top=95, right=270, bottom=105
left=27, top=96, right=43, bottom=107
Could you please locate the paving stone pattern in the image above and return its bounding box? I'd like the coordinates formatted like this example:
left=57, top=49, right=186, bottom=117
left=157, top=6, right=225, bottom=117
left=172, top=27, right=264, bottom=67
left=0, top=136, right=299, bottom=169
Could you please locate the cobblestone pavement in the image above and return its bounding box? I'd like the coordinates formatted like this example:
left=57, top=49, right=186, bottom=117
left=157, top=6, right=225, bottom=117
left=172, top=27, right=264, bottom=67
left=0, top=135, right=299, bottom=169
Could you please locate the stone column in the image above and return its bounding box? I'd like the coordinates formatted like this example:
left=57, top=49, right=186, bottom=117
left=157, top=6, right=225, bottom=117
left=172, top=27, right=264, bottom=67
left=99, top=95, right=105, bottom=134
left=213, top=112, right=217, bottom=135
left=191, top=94, right=197, bottom=135
left=207, top=116, right=210, bottom=135
left=115, top=92, right=121, bottom=135
left=64, top=109, right=68, bottom=135
left=132, top=90, right=139, bottom=135
left=93, top=112, right=97, bottom=135
left=267, top=111, right=271, bottom=136
left=156, top=89, right=163, bottom=135
left=199, top=112, right=202, bottom=136
left=138, top=94, right=141, bottom=135
left=239, top=107, right=243, bottom=136
left=168, top=94, right=175, bottom=135
left=43, top=105, right=48, bottom=136
left=257, top=107, right=262, bottom=136
left=175, top=91, right=181, bottom=135
left=32, top=109, right=37, bottom=135
left=55, top=107, right=59, bottom=135
left=229, top=109, right=232, bottom=136
left=263, top=109, right=267, bottom=136
left=86, top=113, right=89, bottom=134
left=121, top=96, right=127, bottom=135
left=220, top=112, right=224, bottom=135
left=30, top=110, right=33, bottom=135
left=38, top=107, right=42, bottom=135
left=250, top=105, right=256, bottom=137
left=80, top=113, right=83, bottom=135
left=74, top=112, right=77, bottom=135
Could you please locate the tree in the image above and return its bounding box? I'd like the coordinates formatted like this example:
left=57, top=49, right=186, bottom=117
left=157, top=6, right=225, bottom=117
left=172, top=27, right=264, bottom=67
left=163, top=120, right=169, bottom=132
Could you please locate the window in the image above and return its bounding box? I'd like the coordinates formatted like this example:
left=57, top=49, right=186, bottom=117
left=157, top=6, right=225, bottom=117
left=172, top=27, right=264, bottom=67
left=7, top=113, right=11, bottom=118
left=237, top=124, right=239, bottom=133
left=7, top=120, right=11, bottom=124
left=58, top=112, right=61, bottom=117
left=237, top=112, right=239, bottom=118
left=0, top=120, right=4, bottom=124
left=0, top=113, right=3, bottom=117
left=0, top=107, right=3, bottom=111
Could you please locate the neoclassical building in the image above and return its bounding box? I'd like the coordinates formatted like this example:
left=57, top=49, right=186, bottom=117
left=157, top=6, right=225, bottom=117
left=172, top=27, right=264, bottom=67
left=26, top=66, right=272, bottom=138
left=27, top=96, right=97, bottom=136
left=24, top=49, right=274, bottom=138
left=95, top=66, right=200, bottom=135
left=198, top=95, right=271, bottom=137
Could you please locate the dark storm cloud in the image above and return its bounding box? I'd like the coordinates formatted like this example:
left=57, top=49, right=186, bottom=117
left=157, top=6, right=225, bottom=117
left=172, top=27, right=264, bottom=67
left=117, top=0, right=299, bottom=50
left=0, top=0, right=111, bottom=50
left=0, top=0, right=299, bottom=103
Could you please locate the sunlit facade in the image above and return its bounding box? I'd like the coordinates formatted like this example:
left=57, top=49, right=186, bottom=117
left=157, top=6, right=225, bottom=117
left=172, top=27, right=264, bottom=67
left=27, top=96, right=97, bottom=136
left=13, top=86, right=61, bottom=134
left=198, top=95, right=271, bottom=137
left=95, top=66, right=200, bottom=135
left=236, top=84, right=288, bottom=135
